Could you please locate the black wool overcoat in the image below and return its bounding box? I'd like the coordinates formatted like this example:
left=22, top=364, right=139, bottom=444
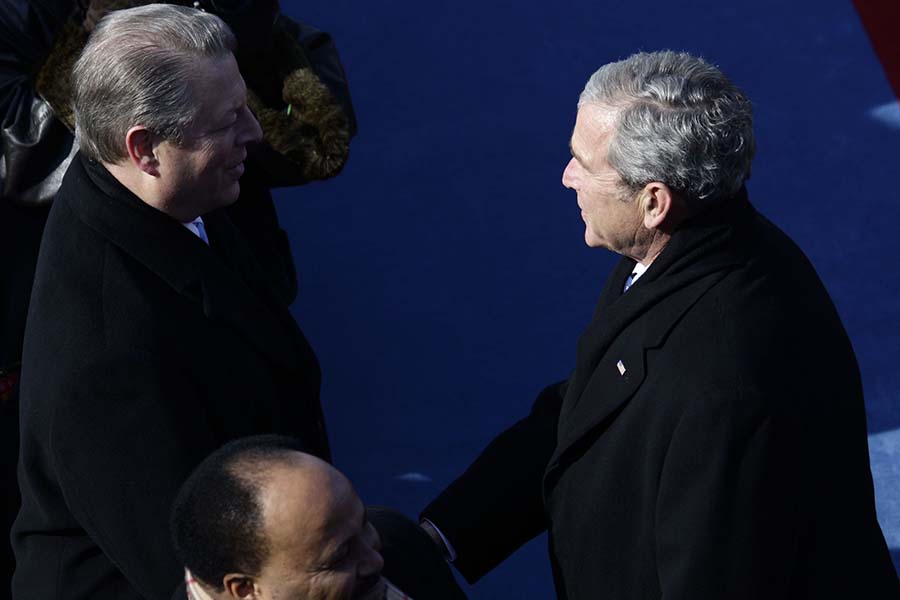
left=423, top=190, right=900, bottom=599
left=13, top=154, right=330, bottom=599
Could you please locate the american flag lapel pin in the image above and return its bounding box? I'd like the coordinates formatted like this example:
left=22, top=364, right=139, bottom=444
left=616, top=360, right=626, bottom=376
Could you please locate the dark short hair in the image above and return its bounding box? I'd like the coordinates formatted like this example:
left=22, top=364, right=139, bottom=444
left=170, top=434, right=308, bottom=590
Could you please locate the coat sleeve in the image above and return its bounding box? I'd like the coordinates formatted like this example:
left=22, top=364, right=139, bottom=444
left=421, top=380, right=567, bottom=584
left=50, top=350, right=214, bottom=599
left=655, top=388, right=802, bottom=600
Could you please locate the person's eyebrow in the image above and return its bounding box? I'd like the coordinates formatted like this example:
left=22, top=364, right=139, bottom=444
left=321, top=502, right=367, bottom=568
left=216, top=85, right=248, bottom=124
left=206, top=107, right=236, bottom=132
left=570, top=139, right=600, bottom=177
left=321, top=537, right=351, bottom=568
left=569, top=139, right=588, bottom=166
left=220, top=103, right=241, bottom=123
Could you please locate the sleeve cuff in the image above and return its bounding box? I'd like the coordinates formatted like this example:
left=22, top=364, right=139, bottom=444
left=421, top=518, right=458, bottom=562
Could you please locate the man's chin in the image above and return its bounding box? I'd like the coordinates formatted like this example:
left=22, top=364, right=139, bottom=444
left=584, top=233, right=603, bottom=249
left=218, top=182, right=242, bottom=208
left=354, top=576, right=386, bottom=600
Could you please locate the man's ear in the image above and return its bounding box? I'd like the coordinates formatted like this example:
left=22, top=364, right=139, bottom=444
left=639, top=182, right=674, bottom=230
left=222, top=574, right=259, bottom=599
left=123, top=126, right=160, bottom=177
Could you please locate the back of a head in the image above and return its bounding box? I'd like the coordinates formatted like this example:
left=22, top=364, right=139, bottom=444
left=170, top=435, right=309, bottom=592
left=72, top=3, right=236, bottom=164
left=579, top=51, right=755, bottom=208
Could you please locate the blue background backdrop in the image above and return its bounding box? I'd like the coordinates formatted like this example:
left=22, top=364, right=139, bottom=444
left=277, top=1, right=899, bottom=596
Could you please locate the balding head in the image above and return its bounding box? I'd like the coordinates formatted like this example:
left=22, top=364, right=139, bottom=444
left=171, top=436, right=385, bottom=600
left=256, top=452, right=353, bottom=557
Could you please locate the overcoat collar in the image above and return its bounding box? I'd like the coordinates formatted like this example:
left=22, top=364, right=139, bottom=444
left=545, top=188, right=755, bottom=488
left=63, top=153, right=304, bottom=372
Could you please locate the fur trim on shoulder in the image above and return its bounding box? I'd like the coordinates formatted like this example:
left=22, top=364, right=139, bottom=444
left=249, top=68, right=350, bottom=181
left=241, top=14, right=350, bottom=180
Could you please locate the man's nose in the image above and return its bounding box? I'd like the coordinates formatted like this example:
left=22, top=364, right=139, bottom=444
left=358, top=544, right=384, bottom=578
left=562, top=157, right=577, bottom=189
left=238, top=105, right=263, bottom=146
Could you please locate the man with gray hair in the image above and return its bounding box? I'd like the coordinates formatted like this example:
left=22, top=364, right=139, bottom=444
left=421, top=51, right=900, bottom=598
left=13, top=5, right=332, bottom=598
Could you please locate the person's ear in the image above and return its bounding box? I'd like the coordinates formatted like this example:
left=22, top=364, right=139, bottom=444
left=222, top=574, right=259, bottom=599
left=639, top=182, right=674, bottom=229
left=123, top=126, right=160, bottom=177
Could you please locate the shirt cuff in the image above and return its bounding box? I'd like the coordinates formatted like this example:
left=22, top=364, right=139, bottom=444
left=421, top=518, right=458, bottom=562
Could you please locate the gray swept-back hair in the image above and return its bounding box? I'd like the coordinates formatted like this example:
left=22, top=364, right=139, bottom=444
left=579, top=51, right=755, bottom=206
left=73, top=3, right=236, bottom=163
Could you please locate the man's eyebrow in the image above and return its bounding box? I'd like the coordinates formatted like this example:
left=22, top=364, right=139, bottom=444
left=321, top=536, right=351, bottom=568
left=322, top=502, right=366, bottom=567
left=219, top=87, right=247, bottom=121
left=570, top=140, right=599, bottom=176
left=569, top=139, right=587, bottom=165
left=225, top=100, right=243, bottom=117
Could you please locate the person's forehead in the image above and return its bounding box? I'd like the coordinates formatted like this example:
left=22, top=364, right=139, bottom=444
left=263, top=462, right=362, bottom=559
left=189, top=54, right=246, bottom=117
left=576, top=104, right=616, bottom=137
left=572, top=104, right=616, bottom=164
left=311, top=486, right=365, bottom=550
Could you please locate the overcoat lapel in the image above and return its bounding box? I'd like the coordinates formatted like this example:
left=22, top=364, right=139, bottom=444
left=546, top=269, right=730, bottom=480
left=69, top=154, right=302, bottom=372
left=544, top=192, right=754, bottom=492
left=563, top=256, right=637, bottom=409
left=200, top=209, right=312, bottom=371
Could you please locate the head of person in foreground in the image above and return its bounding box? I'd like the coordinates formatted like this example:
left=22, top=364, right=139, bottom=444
left=171, top=435, right=389, bottom=600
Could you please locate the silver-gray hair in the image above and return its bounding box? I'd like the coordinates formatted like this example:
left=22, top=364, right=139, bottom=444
left=579, top=51, right=755, bottom=206
left=73, top=3, right=236, bottom=163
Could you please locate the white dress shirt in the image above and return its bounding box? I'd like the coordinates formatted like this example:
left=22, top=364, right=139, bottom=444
left=623, top=262, right=648, bottom=292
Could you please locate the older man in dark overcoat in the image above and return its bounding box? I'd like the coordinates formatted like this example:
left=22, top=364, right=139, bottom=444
left=421, top=51, right=900, bottom=599
left=12, top=5, right=332, bottom=599
left=2, top=0, right=357, bottom=587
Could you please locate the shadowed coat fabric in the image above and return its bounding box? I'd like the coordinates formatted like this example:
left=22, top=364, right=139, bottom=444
left=12, top=154, right=329, bottom=600
left=423, top=190, right=900, bottom=599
